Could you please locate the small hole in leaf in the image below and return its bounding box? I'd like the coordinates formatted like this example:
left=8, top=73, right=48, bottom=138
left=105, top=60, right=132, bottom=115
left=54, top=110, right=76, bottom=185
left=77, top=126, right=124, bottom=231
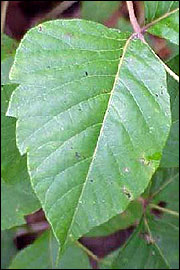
left=85, top=71, right=88, bottom=76
left=90, top=179, right=93, bottom=183
left=155, top=93, right=159, bottom=97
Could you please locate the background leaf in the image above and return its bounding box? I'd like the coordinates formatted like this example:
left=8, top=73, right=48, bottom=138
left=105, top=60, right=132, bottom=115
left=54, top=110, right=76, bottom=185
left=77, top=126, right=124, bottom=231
left=1, top=229, right=17, bottom=269
left=145, top=1, right=179, bottom=23
left=111, top=167, right=179, bottom=269
left=81, top=1, right=120, bottom=23
left=161, top=55, right=179, bottom=167
left=1, top=34, right=40, bottom=230
left=1, top=84, right=40, bottom=230
left=7, top=19, right=171, bottom=253
left=9, top=230, right=91, bottom=269
left=147, top=10, right=179, bottom=45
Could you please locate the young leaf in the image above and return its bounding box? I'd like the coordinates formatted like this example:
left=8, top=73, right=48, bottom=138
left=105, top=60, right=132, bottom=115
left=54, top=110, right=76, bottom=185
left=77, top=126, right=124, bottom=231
left=9, top=230, right=91, bottom=269
left=145, top=1, right=179, bottom=23
left=7, top=20, right=171, bottom=252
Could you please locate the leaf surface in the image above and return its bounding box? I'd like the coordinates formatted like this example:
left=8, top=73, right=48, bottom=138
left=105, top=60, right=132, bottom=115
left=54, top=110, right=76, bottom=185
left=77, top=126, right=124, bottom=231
left=161, top=55, right=179, bottom=167
left=81, top=1, right=120, bottom=23
left=1, top=84, right=40, bottom=230
left=147, top=9, right=179, bottom=45
left=85, top=200, right=143, bottom=237
left=145, top=1, right=179, bottom=23
left=1, top=229, right=17, bottom=269
left=9, top=230, right=91, bottom=269
left=1, top=35, right=40, bottom=230
left=7, top=19, right=171, bottom=251
left=112, top=168, right=179, bottom=269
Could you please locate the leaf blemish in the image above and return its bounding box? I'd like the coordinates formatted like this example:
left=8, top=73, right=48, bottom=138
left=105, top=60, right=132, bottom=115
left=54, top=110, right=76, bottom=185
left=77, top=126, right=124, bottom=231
left=139, top=157, right=150, bottom=166
left=122, top=186, right=132, bottom=200
left=85, top=71, right=88, bottom=76
left=75, top=152, right=81, bottom=159
left=38, top=25, right=43, bottom=32
left=123, top=167, right=130, bottom=173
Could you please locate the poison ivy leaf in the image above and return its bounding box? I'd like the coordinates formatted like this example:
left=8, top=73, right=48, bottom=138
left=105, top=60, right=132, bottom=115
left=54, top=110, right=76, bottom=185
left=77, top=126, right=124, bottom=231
left=1, top=229, right=17, bottom=269
left=161, top=55, right=179, bottom=167
left=7, top=20, right=171, bottom=253
left=9, top=230, right=91, bottom=269
left=85, top=200, right=143, bottom=237
left=147, top=9, right=179, bottom=45
left=81, top=1, right=120, bottom=23
left=145, top=1, right=179, bottom=23
left=1, top=84, right=40, bottom=230
left=112, top=168, right=179, bottom=269
left=111, top=220, right=170, bottom=269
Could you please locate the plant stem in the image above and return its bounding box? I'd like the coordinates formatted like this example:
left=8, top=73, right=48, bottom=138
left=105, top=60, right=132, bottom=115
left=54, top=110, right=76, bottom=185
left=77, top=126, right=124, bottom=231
left=126, top=1, right=145, bottom=42
left=75, top=240, right=100, bottom=262
left=143, top=215, right=155, bottom=244
left=1, top=1, right=8, bottom=33
left=126, top=1, right=141, bottom=33
left=163, top=62, right=179, bottom=82
left=150, top=203, right=179, bottom=217
left=147, top=42, right=179, bottom=82
left=43, top=1, right=78, bottom=20
left=142, top=7, right=179, bottom=32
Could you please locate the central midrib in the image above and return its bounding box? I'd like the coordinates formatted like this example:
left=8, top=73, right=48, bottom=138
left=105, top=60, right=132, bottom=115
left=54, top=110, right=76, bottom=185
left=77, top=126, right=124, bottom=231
left=62, top=36, right=132, bottom=249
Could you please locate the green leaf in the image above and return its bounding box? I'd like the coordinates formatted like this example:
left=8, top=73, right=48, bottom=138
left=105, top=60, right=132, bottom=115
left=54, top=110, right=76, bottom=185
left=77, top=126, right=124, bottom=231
left=147, top=9, right=179, bottom=45
left=1, top=34, right=18, bottom=61
left=1, top=229, right=17, bottom=269
left=112, top=168, right=179, bottom=269
left=117, top=18, right=133, bottom=33
left=111, top=220, right=170, bottom=269
left=7, top=19, right=171, bottom=252
left=1, top=84, right=40, bottom=230
left=9, top=230, right=91, bottom=269
left=81, top=1, right=120, bottom=23
left=145, top=1, right=179, bottom=23
left=85, top=200, right=143, bottom=237
left=1, top=34, right=18, bottom=85
left=1, top=57, right=15, bottom=85
left=161, top=55, right=179, bottom=167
